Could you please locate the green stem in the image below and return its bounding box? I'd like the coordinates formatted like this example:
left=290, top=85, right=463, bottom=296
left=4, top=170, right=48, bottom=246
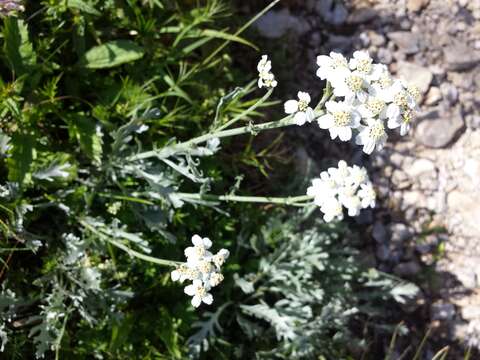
left=128, top=82, right=332, bottom=162
left=216, top=88, right=273, bottom=131
left=79, top=220, right=180, bottom=267
left=176, top=193, right=313, bottom=206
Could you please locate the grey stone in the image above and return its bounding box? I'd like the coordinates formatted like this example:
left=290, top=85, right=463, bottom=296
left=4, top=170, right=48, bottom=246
left=254, top=9, right=309, bottom=39
left=443, top=43, right=480, bottom=71
left=431, top=303, right=456, bottom=320
left=462, top=305, right=480, bottom=320
left=397, top=61, right=433, bottom=95
left=372, top=222, right=389, bottom=243
left=390, top=223, right=414, bottom=244
left=415, top=108, right=465, bottom=148
left=407, top=0, right=430, bottom=12
left=425, top=86, right=442, bottom=105
left=368, top=31, right=386, bottom=47
left=393, top=261, right=421, bottom=276
left=392, top=170, right=411, bottom=189
left=376, top=244, right=390, bottom=261
left=388, top=31, right=421, bottom=55
left=347, top=8, right=377, bottom=25
left=408, top=158, right=436, bottom=177
left=377, top=48, right=393, bottom=64
left=440, top=83, right=459, bottom=105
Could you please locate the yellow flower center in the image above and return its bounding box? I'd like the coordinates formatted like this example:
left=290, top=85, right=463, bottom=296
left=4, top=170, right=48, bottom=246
left=407, top=85, right=420, bottom=102
left=332, top=57, right=348, bottom=69
left=379, top=75, right=392, bottom=89
left=298, top=100, right=309, bottom=112
left=357, top=59, right=372, bottom=73
left=402, top=109, right=414, bottom=124
left=346, top=75, right=363, bottom=92
left=369, top=121, right=385, bottom=139
left=198, top=260, right=212, bottom=274
left=333, top=111, right=351, bottom=127
left=195, top=284, right=206, bottom=297
left=367, top=98, right=385, bottom=116
left=393, top=92, right=409, bottom=107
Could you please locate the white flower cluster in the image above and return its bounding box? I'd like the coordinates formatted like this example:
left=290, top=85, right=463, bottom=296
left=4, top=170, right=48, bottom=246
left=171, top=235, right=229, bottom=308
left=316, top=51, right=419, bottom=154
left=257, top=55, right=277, bottom=89
left=0, top=184, right=10, bottom=198
left=307, top=160, right=376, bottom=222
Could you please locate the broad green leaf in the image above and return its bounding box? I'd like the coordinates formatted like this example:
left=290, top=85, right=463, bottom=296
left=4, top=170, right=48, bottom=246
left=68, top=114, right=103, bottom=165
left=7, top=133, right=36, bottom=186
left=66, top=0, right=101, bottom=16
left=78, top=40, right=144, bottom=69
left=2, top=18, right=36, bottom=75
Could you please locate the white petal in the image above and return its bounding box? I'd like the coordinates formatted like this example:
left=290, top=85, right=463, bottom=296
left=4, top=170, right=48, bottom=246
left=363, top=139, right=376, bottom=155
left=338, top=127, right=352, bottom=141
left=297, top=91, right=311, bottom=103
left=192, top=234, right=203, bottom=246
left=329, top=127, right=339, bottom=140
left=305, top=108, right=316, bottom=123
left=184, top=247, right=195, bottom=258
left=171, top=270, right=180, bottom=282
left=294, top=112, right=307, bottom=126
left=284, top=100, right=299, bottom=114
left=202, top=293, right=213, bottom=305
left=202, top=237, right=212, bottom=249
left=184, top=284, right=195, bottom=296
left=191, top=295, right=202, bottom=308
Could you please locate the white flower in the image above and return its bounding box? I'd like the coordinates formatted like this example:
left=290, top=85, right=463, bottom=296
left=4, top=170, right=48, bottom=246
left=172, top=235, right=229, bottom=308
left=307, top=162, right=376, bottom=222
left=184, top=279, right=213, bottom=308
left=257, top=55, right=277, bottom=89
left=184, top=234, right=212, bottom=265
left=357, top=96, right=387, bottom=120
left=307, top=171, right=338, bottom=206
left=358, top=182, right=376, bottom=208
left=387, top=107, right=415, bottom=136
left=320, top=197, right=344, bottom=222
left=316, top=52, right=350, bottom=82
left=207, top=272, right=224, bottom=287
left=327, top=160, right=350, bottom=186
left=347, top=165, right=368, bottom=187
left=284, top=91, right=316, bottom=126
left=0, top=185, right=10, bottom=198
left=349, top=51, right=383, bottom=81
left=212, top=248, right=230, bottom=269
left=331, top=70, right=370, bottom=103
left=318, top=100, right=361, bottom=141
left=355, top=118, right=388, bottom=154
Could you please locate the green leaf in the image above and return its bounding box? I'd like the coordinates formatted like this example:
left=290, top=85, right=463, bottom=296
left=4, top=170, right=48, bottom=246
left=78, top=40, right=145, bottom=69
left=68, top=114, right=103, bottom=165
left=7, top=133, right=36, bottom=186
left=66, top=0, right=101, bottom=16
left=2, top=18, right=36, bottom=75
left=201, top=29, right=257, bottom=50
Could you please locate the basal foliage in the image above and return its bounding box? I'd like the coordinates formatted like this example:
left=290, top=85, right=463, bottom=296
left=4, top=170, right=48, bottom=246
left=0, top=0, right=419, bottom=359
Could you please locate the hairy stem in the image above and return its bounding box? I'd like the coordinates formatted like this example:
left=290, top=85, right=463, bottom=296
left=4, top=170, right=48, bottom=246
left=79, top=219, right=181, bottom=267
left=176, top=193, right=314, bottom=206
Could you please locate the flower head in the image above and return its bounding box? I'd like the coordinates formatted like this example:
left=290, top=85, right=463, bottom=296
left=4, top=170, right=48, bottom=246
left=184, top=279, right=213, bottom=308
left=257, top=55, right=277, bottom=89
left=172, top=235, right=229, bottom=308
left=318, top=100, right=361, bottom=141
left=284, top=91, right=315, bottom=126
left=307, top=162, right=375, bottom=222
left=355, top=118, right=388, bottom=154
left=315, top=51, right=419, bottom=153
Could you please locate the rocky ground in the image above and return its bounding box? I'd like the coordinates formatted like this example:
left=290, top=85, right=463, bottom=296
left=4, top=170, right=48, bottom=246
left=251, top=0, right=480, bottom=355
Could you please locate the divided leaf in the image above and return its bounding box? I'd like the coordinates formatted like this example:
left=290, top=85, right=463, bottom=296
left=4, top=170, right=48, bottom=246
left=68, top=114, right=103, bottom=165
left=2, top=18, right=36, bottom=76
left=7, top=133, right=36, bottom=186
